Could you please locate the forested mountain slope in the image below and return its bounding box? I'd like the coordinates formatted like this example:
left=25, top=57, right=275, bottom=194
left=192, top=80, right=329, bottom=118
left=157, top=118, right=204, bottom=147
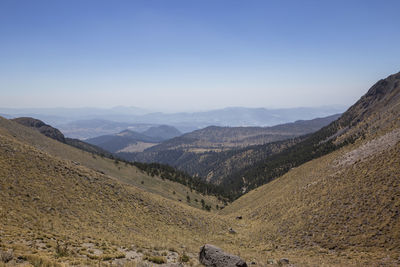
left=118, top=114, right=340, bottom=189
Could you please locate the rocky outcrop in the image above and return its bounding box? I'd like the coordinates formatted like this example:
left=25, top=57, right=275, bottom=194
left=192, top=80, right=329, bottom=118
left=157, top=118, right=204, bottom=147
left=199, top=244, right=247, bottom=267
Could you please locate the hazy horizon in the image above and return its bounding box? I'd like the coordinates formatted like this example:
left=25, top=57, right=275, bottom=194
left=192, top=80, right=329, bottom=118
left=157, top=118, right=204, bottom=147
left=1, top=1, right=399, bottom=111
left=0, top=104, right=348, bottom=115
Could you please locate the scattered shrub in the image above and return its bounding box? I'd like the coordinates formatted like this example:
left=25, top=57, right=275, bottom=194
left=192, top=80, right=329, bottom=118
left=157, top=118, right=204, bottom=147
left=143, top=255, right=166, bottom=264
left=115, top=253, right=126, bottom=259
left=0, top=250, right=13, bottom=263
left=27, top=254, right=62, bottom=267
left=55, top=241, right=68, bottom=258
left=101, top=255, right=113, bottom=261
left=179, top=254, right=190, bottom=263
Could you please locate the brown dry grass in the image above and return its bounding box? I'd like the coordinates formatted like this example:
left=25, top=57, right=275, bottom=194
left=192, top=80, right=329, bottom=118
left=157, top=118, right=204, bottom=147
left=222, top=126, right=400, bottom=265
left=0, top=117, right=222, bottom=211
left=0, top=127, right=234, bottom=266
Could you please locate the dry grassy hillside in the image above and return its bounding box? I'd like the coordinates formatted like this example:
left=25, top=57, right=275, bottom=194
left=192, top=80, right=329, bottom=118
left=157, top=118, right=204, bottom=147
left=222, top=123, right=400, bottom=265
left=0, top=117, right=221, bottom=210
left=0, top=128, right=237, bottom=266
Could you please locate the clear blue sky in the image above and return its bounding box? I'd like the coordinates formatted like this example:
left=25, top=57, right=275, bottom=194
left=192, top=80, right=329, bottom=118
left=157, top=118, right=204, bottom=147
left=0, top=0, right=399, bottom=111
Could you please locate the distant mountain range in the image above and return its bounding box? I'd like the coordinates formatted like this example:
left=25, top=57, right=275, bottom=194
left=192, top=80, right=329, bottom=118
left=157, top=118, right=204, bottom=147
left=0, top=106, right=347, bottom=138
left=144, top=114, right=341, bottom=152
left=117, top=114, right=341, bottom=183
left=56, top=119, right=159, bottom=139
left=86, top=125, right=181, bottom=153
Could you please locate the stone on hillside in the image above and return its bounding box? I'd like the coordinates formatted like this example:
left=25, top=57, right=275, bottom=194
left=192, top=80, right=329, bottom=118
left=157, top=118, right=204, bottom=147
left=266, top=259, right=275, bottom=264
left=199, top=244, right=247, bottom=267
left=279, top=258, right=290, bottom=264
left=229, top=227, right=237, bottom=234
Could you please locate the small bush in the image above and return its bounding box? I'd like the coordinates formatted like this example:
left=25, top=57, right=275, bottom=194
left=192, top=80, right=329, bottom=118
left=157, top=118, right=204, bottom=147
left=27, top=254, right=62, bottom=267
left=179, top=254, right=190, bottom=263
left=55, top=241, right=68, bottom=258
left=102, top=255, right=113, bottom=261
left=86, top=254, right=99, bottom=260
left=144, top=255, right=166, bottom=264
left=115, top=253, right=125, bottom=259
left=0, top=250, right=13, bottom=263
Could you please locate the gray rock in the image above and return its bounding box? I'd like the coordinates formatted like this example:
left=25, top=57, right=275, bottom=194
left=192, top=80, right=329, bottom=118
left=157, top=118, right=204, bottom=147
left=229, top=228, right=237, bottom=234
left=279, top=258, right=290, bottom=264
left=199, top=244, right=247, bottom=267
left=267, top=259, right=275, bottom=264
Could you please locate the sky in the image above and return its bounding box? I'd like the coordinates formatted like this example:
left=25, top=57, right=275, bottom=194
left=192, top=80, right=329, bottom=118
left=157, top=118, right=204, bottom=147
left=0, top=0, right=399, bottom=112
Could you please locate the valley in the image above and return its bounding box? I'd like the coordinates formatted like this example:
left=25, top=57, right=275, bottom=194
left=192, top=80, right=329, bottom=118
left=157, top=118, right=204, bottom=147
left=1, top=72, right=400, bottom=266
left=2, top=1, right=400, bottom=265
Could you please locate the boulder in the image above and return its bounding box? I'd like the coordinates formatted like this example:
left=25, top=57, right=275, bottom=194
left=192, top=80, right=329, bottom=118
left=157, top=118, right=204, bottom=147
left=199, top=244, right=247, bottom=267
